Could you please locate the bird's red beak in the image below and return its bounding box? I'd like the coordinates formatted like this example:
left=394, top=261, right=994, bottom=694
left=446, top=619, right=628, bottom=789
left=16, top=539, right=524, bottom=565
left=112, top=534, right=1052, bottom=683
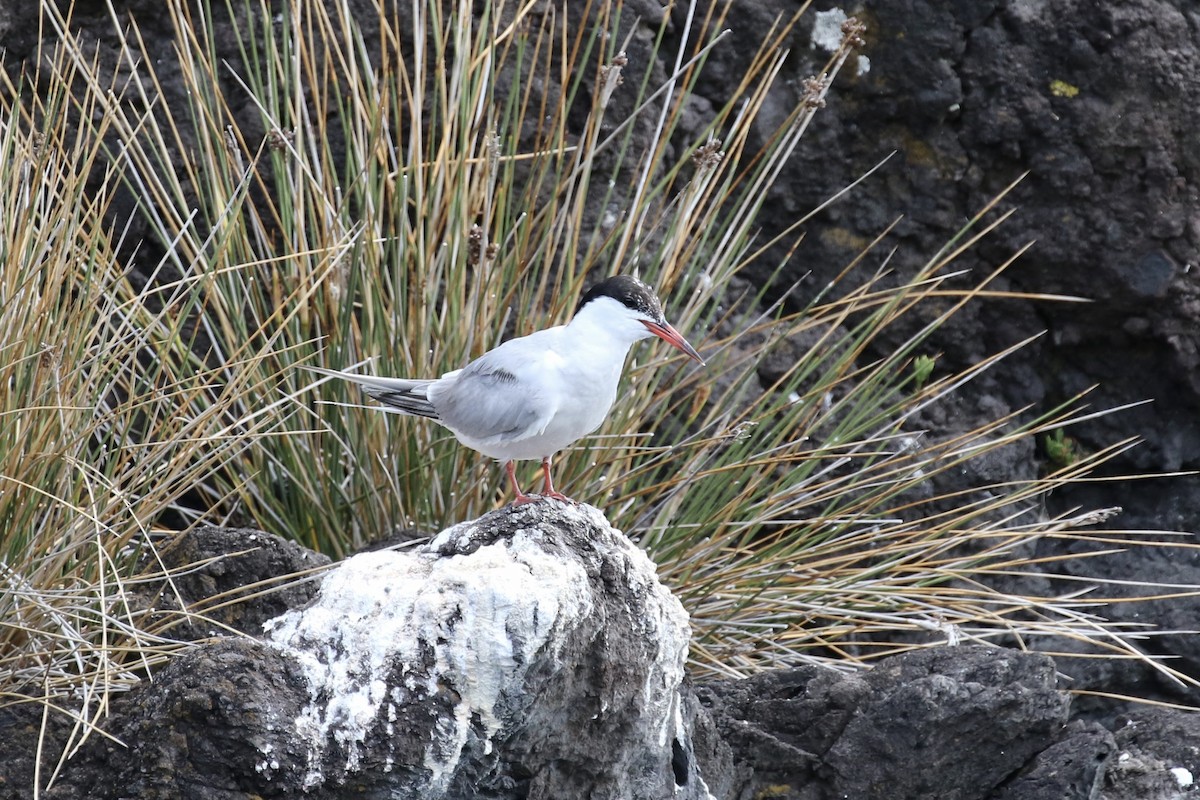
left=641, top=320, right=705, bottom=365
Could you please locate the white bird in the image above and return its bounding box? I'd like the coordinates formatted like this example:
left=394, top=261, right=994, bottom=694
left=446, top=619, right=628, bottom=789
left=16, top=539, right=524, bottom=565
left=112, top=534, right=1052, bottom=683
left=308, top=275, right=704, bottom=504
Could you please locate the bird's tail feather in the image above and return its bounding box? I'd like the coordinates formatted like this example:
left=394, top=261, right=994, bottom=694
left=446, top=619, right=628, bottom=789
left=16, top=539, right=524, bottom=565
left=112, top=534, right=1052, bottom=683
left=304, top=366, right=440, bottom=420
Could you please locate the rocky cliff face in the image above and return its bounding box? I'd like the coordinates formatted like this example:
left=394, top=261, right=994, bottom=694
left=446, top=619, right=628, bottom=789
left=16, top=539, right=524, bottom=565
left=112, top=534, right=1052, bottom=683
left=695, top=0, right=1200, bottom=530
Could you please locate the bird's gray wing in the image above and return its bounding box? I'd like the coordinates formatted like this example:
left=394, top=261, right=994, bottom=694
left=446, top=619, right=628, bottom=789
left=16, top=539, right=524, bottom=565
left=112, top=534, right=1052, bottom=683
left=428, top=357, right=556, bottom=445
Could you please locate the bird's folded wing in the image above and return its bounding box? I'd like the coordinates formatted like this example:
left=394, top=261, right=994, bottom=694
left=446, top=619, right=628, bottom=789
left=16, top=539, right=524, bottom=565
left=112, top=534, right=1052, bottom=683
left=431, top=363, right=555, bottom=445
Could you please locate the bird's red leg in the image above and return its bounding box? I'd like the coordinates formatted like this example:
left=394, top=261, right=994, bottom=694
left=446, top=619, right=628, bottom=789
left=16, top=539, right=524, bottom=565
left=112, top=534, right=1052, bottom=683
left=540, top=457, right=571, bottom=502
left=507, top=460, right=539, bottom=505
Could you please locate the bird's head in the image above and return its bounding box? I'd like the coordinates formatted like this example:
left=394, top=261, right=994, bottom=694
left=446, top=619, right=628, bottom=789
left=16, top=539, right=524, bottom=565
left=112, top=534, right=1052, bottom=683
left=572, top=275, right=704, bottom=364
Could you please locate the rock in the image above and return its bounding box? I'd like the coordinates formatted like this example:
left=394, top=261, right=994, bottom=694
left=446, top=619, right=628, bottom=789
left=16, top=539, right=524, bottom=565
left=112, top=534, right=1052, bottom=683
left=672, top=0, right=1200, bottom=544
left=989, top=720, right=1115, bottom=800
left=676, top=682, right=740, bottom=800
left=9, top=514, right=1152, bottom=800
left=1102, top=750, right=1189, bottom=800
left=139, top=526, right=331, bottom=640
left=1103, top=708, right=1200, bottom=800
left=0, top=525, right=328, bottom=800
left=827, top=647, right=1070, bottom=798
left=699, top=0, right=1200, bottom=725
left=46, top=639, right=311, bottom=800
left=696, top=665, right=867, bottom=796
left=268, top=502, right=693, bottom=798
left=0, top=702, right=75, bottom=800
left=700, top=646, right=1071, bottom=800
left=47, top=503, right=696, bottom=800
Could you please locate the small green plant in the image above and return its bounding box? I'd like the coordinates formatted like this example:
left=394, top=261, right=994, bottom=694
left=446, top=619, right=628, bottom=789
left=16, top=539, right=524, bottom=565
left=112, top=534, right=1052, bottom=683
left=911, top=354, right=937, bottom=390
left=1043, top=428, right=1081, bottom=468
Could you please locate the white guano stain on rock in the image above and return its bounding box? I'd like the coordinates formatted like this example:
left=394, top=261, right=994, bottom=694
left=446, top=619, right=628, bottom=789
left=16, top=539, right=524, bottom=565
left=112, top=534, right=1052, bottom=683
left=267, top=519, right=593, bottom=791
left=264, top=503, right=690, bottom=796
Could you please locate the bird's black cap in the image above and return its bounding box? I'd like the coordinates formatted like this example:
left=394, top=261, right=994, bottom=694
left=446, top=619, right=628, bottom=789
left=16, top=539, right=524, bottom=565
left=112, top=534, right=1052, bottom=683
left=574, top=274, right=664, bottom=320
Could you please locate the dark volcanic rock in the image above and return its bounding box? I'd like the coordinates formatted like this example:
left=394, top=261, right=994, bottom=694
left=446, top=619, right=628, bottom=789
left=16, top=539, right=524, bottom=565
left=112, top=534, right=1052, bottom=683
left=989, top=721, right=1115, bottom=800
left=667, top=0, right=1200, bottom=729
left=0, top=703, right=75, bottom=800
left=141, top=526, right=330, bottom=640
left=7, top=530, right=1179, bottom=800
left=1103, top=708, right=1200, bottom=800
left=0, top=524, right=328, bottom=800
left=668, top=0, right=1200, bottom=556
left=46, top=503, right=696, bottom=800
left=695, top=665, right=868, bottom=794
left=826, top=647, right=1070, bottom=798
left=677, top=684, right=741, bottom=800
left=697, top=0, right=1200, bottom=474
left=1112, top=708, right=1200, bottom=780
left=699, top=646, right=1072, bottom=800
left=46, top=638, right=311, bottom=800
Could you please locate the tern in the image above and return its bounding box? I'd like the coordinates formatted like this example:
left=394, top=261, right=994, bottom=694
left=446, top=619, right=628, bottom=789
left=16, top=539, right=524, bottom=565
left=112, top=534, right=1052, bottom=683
left=309, top=275, right=704, bottom=504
